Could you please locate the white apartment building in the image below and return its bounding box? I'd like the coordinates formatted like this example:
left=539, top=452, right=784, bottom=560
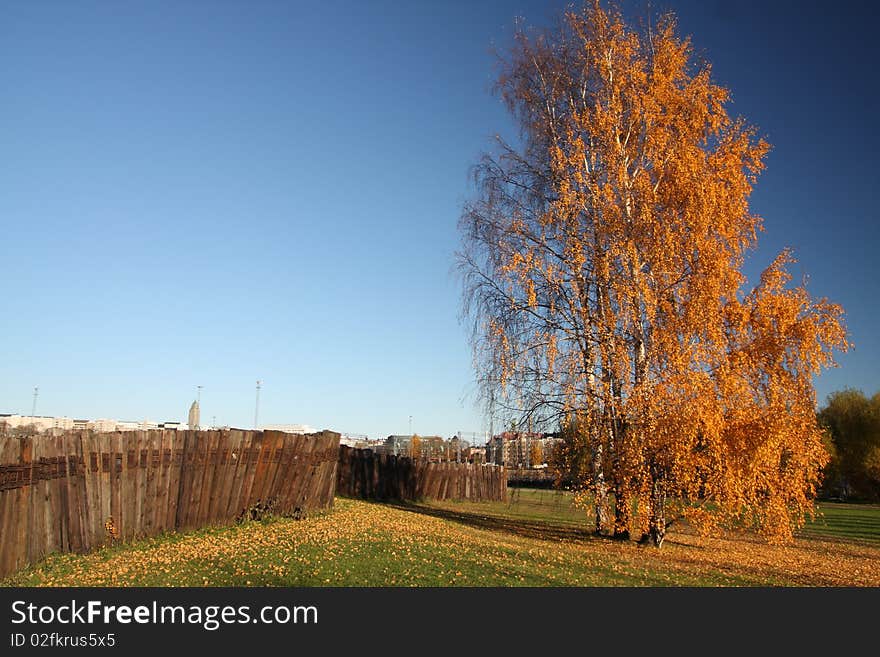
left=0, top=414, right=164, bottom=433
left=261, top=423, right=317, bottom=434
left=0, top=414, right=75, bottom=431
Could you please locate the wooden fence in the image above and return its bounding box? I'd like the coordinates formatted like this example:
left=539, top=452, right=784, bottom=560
left=336, top=445, right=506, bottom=502
left=506, top=467, right=557, bottom=488
left=0, top=429, right=340, bottom=580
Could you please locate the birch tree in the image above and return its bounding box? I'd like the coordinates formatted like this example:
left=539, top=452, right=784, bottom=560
left=459, top=0, right=847, bottom=545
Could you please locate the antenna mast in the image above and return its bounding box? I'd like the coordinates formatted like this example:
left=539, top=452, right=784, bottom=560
left=254, top=380, right=261, bottom=429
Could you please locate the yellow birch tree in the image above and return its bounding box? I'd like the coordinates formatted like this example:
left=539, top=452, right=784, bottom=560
left=459, top=0, right=847, bottom=545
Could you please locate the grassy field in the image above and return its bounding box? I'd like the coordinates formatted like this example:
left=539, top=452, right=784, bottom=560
left=3, top=489, right=879, bottom=587
left=798, top=500, right=880, bottom=544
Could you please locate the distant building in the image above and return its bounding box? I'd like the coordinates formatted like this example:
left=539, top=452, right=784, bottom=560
left=378, top=434, right=465, bottom=461
left=339, top=433, right=378, bottom=448
left=383, top=435, right=412, bottom=456
left=448, top=435, right=462, bottom=462
left=486, top=431, right=547, bottom=468
left=261, top=424, right=317, bottom=434
left=468, top=446, right=486, bottom=465
left=0, top=414, right=73, bottom=432
left=1, top=413, right=167, bottom=433
left=416, top=436, right=445, bottom=460
left=89, top=418, right=119, bottom=432
left=188, top=401, right=200, bottom=430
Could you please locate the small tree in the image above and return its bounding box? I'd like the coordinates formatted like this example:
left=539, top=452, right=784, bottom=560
left=529, top=440, right=544, bottom=467
left=819, top=389, right=880, bottom=500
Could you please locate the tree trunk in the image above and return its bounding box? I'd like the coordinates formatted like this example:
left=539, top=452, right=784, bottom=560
left=612, top=486, right=631, bottom=540
left=592, top=442, right=607, bottom=534
left=648, top=472, right=666, bottom=548
left=609, top=415, right=630, bottom=540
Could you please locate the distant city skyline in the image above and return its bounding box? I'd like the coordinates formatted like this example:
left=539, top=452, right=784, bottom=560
left=2, top=1, right=877, bottom=439
left=1, top=377, right=489, bottom=441
left=0, top=408, right=485, bottom=443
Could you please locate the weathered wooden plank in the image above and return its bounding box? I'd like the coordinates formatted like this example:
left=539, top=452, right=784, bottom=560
left=245, top=432, right=269, bottom=510
left=40, top=437, right=59, bottom=559
left=146, top=431, right=160, bottom=535
left=136, top=431, right=151, bottom=538
left=54, top=434, right=69, bottom=553
left=132, top=431, right=144, bottom=535
left=62, top=433, right=74, bottom=552
left=197, top=431, right=220, bottom=526
left=67, top=432, right=86, bottom=552
left=293, top=433, right=313, bottom=509
left=205, top=430, right=227, bottom=525
left=118, top=432, right=133, bottom=542
left=130, top=432, right=143, bottom=538
left=219, top=430, right=240, bottom=521
left=226, top=431, right=251, bottom=521
left=323, top=433, right=341, bottom=507
left=307, top=435, right=326, bottom=510
left=16, top=436, right=31, bottom=573
left=240, top=432, right=264, bottom=511
left=184, top=431, right=199, bottom=529
left=261, top=431, right=285, bottom=511
left=171, top=430, right=190, bottom=530
left=0, top=438, right=20, bottom=577
left=199, top=431, right=218, bottom=526
left=155, top=431, right=172, bottom=534
left=154, top=431, right=167, bottom=530
left=176, top=431, right=193, bottom=530
left=81, top=432, right=97, bottom=549
left=253, top=431, right=275, bottom=510
left=293, top=434, right=316, bottom=511
left=27, top=437, right=49, bottom=565
left=5, top=437, right=26, bottom=576
left=187, top=432, right=208, bottom=529
left=272, top=434, right=295, bottom=515
left=98, top=433, right=111, bottom=547
left=313, top=435, right=330, bottom=509
left=108, top=432, right=122, bottom=544
left=260, top=430, right=282, bottom=508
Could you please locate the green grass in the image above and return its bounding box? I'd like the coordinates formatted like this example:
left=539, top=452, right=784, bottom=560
left=491, top=487, right=589, bottom=525
left=3, top=490, right=880, bottom=587
left=504, top=488, right=880, bottom=546
left=800, top=501, right=880, bottom=545
left=463, top=488, right=880, bottom=542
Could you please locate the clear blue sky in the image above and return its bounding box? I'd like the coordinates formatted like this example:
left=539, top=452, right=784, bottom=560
left=1, top=1, right=877, bottom=439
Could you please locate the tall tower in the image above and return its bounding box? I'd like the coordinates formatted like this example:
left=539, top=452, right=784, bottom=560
left=188, top=400, right=200, bottom=430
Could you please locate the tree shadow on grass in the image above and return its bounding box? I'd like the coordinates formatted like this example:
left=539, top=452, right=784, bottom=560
left=384, top=500, right=600, bottom=544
